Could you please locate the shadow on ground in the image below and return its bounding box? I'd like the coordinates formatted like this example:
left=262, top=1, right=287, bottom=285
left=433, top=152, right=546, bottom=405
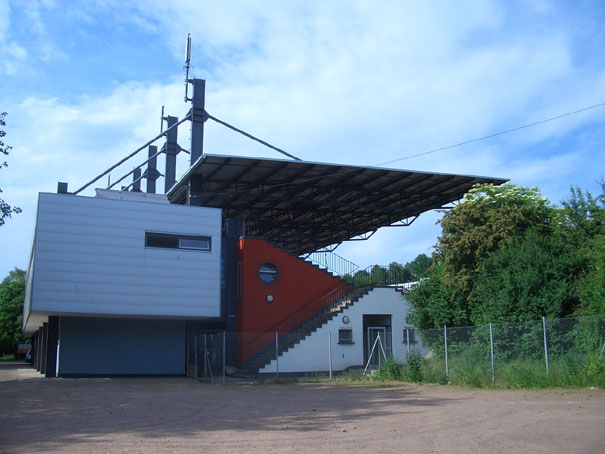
left=0, top=362, right=463, bottom=451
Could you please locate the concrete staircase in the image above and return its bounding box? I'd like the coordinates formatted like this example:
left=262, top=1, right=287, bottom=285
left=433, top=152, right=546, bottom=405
left=241, top=285, right=374, bottom=373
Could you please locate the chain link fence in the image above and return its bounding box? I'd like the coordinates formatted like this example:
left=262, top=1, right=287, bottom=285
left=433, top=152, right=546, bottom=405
left=418, top=315, right=605, bottom=386
left=193, top=332, right=226, bottom=382
left=191, top=315, right=604, bottom=386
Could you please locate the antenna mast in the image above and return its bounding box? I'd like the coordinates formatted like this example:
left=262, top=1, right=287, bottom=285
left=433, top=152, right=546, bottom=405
left=184, top=33, right=192, bottom=102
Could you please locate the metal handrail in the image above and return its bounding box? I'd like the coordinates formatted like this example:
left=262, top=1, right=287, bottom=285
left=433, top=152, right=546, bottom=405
left=304, top=250, right=359, bottom=277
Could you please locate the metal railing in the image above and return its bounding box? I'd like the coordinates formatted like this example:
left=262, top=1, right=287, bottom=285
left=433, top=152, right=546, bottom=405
left=342, top=264, right=414, bottom=287
left=304, top=250, right=359, bottom=277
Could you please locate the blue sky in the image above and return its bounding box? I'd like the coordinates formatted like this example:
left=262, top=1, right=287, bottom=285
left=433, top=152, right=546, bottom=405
left=1, top=0, right=604, bottom=278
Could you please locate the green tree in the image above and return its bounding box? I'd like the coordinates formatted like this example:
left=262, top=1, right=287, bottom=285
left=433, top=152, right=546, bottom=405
left=407, top=262, right=468, bottom=329
left=369, top=265, right=388, bottom=285
left=436, top=183, right=557, bottom=314
left=575, top=237, right=605, bottom=315
left=1, top=112, right=21, bottom=226
left=0, top=268, right=27, bottom=355
left=351, top=269, right=369, bottom=286
left=404, top=253, right=432, bottom=280
left=387, top=262, right=413, bottom=284
left=438, top=183, right=555, bottom=293
left=560, top=184, right=604, bottom=240
left=559, top=183, right=605, bottom=315
left=408, top=182, right=605, bottom=329
left=470, top=228, right=584, bottom=324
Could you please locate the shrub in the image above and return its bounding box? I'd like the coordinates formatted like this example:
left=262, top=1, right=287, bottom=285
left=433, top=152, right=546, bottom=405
left=374, top=356, right=405, bottom=381
left=404, top=350, right=424, bottom=382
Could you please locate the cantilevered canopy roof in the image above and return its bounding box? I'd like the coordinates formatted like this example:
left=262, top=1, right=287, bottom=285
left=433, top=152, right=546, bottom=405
left=168, top=154, right=507, bottom=255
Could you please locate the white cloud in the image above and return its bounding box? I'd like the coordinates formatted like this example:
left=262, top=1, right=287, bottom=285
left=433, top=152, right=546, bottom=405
left=7, top=80, right=188, bottom=195
left=2, top=0, right=605, bottom=277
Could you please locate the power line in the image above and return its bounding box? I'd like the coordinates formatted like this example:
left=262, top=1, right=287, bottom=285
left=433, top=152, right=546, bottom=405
left=376, top=102, right=605, bottom=167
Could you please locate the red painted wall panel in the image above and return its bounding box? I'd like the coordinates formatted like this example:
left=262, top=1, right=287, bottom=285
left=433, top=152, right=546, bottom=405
left=237, top=238, right=351, bottom=364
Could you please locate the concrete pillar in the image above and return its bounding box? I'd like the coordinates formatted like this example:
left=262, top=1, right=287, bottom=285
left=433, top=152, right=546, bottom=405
left=35, top=329, right=42, bottom=371
left=40, top=323, right=48, bottom=375
left=31, top=332, right=37, bottom=369
left=45, top=317, right=59, bottom=378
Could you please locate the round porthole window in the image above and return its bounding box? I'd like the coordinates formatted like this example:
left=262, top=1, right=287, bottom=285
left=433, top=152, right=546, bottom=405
left=259, top=263, right=278, bottom=284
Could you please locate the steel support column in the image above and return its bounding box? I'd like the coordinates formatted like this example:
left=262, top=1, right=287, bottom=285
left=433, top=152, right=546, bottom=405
left=132, top=168, right=142, bottom=192
left=189, top=176, right=204, bottom=207
left=190, top=79, right=205, bottom=165
left=164, top=116, right=179, bottom=193
left=144, top=145, right=160, bottom=194
left=223, top=218, right=243, bottom=367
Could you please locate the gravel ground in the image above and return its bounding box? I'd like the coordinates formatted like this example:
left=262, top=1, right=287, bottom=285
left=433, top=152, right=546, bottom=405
left=0, top=362, right=604, bottom=453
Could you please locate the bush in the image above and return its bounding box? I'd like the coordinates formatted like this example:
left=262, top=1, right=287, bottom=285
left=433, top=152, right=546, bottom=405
left=374, top=356, right=405, bottom=381
left=421, top=359, right=449, bottom=384
left=404, top=350, right=424, bottom=382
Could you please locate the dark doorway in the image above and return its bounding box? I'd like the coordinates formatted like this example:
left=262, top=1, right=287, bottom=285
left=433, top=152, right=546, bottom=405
left=363, top=314, right=392, bottom=368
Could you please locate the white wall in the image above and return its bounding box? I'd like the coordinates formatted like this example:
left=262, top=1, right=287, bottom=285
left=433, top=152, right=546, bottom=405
left=24, top=191, right=221, bottom=333
left=261, top=287, right=431, bottom=373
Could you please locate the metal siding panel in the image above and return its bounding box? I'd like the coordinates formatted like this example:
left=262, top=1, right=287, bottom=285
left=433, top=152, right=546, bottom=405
left=33, top=269, right=219, bottom=287
left=35, top=294, right=220, bottom=316
left=34, top=280, right=219, bottom=298
left=30, top=193, right=221, bottom=318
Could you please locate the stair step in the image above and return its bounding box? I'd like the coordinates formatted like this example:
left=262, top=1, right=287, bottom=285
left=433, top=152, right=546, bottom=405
left=243, top=285, right=374, bottom=372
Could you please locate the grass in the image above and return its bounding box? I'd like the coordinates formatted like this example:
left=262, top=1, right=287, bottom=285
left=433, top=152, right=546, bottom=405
left=215, top=353, right=603, bottom=389
left=0, top=354, right=16, bottom=361
left=310, top=350, right=605, bottom=389
left=415, top=352, right=605, bottom=389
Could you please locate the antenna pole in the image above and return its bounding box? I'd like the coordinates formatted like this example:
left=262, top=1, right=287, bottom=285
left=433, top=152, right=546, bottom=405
left=184, top=33, right=192, bottom=102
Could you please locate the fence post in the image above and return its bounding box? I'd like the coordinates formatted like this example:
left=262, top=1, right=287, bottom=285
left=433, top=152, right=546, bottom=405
left=542, top=317, right=550, bottom=375
left=444, top=325, right=449, bottom=380
left=328, top=331, right=333, bottom=380
left=377, top=333, right=382, bottom=368
left=275, top=332, right=279, bottom=378
left=489, top=323, right=495, bottom=384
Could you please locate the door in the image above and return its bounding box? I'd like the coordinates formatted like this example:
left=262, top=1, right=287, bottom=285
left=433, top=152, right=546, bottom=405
left=366, top=326, right=390, bottom=368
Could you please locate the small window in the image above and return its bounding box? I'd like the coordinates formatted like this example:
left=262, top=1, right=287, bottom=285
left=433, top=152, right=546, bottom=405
left=146, top=232, right=211, bottom=251
left=403, top=327, right=416, bottom=344
left=179, top=237, right=210, bottom=250
left=338, top=328, right=353, bottom=344
left=259, top=263, right=278, bottom=283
